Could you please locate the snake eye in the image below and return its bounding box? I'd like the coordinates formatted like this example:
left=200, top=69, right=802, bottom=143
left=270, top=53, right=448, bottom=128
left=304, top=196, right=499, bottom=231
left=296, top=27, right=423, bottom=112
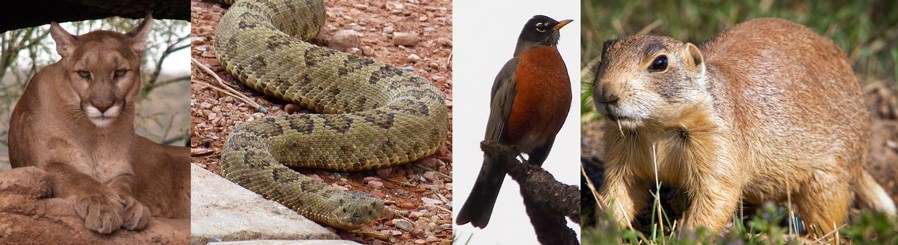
left=77, top=70, right=91, bottom=79
left=648, top=55, right=668, bottom=72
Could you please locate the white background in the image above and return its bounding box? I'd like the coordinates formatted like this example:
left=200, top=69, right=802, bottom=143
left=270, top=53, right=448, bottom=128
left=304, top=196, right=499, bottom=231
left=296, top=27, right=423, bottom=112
left=452, top=0, right=581, bottom=244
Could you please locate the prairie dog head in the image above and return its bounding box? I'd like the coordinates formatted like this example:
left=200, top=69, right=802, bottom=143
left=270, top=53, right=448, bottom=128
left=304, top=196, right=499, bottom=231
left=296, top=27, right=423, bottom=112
left=592, top=36, right=708, bottom=129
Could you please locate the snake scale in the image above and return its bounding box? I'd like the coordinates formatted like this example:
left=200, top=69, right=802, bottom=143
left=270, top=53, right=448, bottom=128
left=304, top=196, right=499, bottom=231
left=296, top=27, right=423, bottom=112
left=213, top=0, right=449, bottom=229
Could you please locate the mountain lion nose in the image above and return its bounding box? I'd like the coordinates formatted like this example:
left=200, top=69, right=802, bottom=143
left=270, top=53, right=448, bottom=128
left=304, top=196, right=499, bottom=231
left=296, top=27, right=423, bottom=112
left=92, top=99, right=114, bottom=113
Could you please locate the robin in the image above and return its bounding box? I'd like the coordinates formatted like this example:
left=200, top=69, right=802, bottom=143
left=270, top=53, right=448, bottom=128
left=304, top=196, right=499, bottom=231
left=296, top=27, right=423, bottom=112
left=457, top=15, right=573, bottom=228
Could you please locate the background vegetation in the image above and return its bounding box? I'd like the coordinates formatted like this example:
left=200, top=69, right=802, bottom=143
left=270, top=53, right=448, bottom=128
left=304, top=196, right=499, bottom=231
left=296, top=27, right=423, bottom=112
left=580, top=0, right=898, bottom=243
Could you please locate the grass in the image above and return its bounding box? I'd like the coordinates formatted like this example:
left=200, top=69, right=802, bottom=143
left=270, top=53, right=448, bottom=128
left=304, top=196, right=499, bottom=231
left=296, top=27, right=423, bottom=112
left=584, top=201, right=898, bottom=244
left=581, top=147, right=898, bottom=244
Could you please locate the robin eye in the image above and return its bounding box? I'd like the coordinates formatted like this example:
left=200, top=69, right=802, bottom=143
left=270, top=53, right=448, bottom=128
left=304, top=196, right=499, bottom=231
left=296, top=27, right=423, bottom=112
left=76, top=70, right=91, bottom=79
left=114, top=69, right=127, bottom=78
left=535, top=22, right=546, bottom=32
left=648, top=55, right=668, bottom=72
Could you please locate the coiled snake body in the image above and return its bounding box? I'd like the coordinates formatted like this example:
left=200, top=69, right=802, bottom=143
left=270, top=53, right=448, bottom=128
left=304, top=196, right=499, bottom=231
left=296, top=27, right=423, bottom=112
left=214, top=0, right=449, bottom=229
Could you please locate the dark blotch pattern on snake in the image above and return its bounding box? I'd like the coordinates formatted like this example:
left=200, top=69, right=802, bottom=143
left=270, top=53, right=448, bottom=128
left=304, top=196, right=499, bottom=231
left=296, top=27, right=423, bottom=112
left=214, top=0, right=449, bottom=229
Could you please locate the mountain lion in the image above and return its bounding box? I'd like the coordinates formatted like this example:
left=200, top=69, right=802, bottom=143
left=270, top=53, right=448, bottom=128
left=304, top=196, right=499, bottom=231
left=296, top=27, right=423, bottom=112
left=8, top=16, right=190, bottom=234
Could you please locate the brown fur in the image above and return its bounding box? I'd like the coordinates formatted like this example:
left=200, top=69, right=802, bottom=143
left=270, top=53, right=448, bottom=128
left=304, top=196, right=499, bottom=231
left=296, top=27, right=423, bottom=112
left=8, top=16, right=189, bottom=234
left=592, top=18, right=895, bottom=236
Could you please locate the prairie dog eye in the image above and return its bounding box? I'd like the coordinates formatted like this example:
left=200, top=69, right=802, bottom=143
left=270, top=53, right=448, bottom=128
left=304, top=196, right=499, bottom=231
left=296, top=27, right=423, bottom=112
left=114, top=69, right=127, bottom=78
left=76, top=70, right=91, bottom=79
left=648, top=55, right=668, bottom=72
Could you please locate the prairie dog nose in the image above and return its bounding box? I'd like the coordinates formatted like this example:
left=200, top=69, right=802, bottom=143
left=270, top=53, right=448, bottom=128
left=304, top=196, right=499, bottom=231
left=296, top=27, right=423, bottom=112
left=594, top=82, right=620, bottom=104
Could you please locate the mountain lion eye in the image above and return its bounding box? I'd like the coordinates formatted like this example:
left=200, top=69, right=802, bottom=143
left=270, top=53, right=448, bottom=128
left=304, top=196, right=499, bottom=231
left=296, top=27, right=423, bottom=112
left=648, top=55, right=668, bottom=72
left=114, top=69, right=127, bottom=78
left=77, top=70, right=91, bottom=79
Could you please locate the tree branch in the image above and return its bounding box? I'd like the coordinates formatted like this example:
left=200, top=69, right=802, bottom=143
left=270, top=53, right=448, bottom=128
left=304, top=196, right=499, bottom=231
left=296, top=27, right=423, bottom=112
left=144, top=37, right=190, bottom=96
left=480, top=141, right=580, bottom=245
left=147, top=76, right=190, bottom=90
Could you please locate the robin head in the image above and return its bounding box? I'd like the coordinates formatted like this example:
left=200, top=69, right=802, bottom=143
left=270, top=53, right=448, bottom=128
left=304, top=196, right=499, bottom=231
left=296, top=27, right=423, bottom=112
left=514, top=15, right=573, bottom=55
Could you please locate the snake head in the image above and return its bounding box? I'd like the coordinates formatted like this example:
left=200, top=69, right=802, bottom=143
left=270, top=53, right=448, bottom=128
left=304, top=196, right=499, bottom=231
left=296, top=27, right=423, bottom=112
left=327, top=192, right=385, bottom=229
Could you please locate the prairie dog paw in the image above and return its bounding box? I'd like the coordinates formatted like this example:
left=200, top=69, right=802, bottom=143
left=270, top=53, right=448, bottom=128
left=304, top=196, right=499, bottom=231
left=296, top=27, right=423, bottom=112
left=74, top=193, right=124, bottom=234
left=119, top=195, right=150, bottom=230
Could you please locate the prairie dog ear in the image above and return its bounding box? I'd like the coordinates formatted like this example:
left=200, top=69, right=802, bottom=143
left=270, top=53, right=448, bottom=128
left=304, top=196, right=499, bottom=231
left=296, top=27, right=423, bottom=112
left=49, top=22, right=77, bottom=58
left=685, top=43, right=705, bottom=76
left=126, top=14, right=153, bottom=54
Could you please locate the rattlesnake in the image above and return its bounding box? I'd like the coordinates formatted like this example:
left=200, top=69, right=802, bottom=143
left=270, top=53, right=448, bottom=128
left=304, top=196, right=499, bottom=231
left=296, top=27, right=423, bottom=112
left=213, top=0, right=449, bottom=229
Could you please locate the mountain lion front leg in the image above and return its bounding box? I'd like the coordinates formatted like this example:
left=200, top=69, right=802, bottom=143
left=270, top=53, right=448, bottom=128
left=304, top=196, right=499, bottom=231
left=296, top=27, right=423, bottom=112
left=43, top=161, right=125, bottom=234
left=40, top=137, right=149, bottom=234
left=107, top=174, right=151, bottom=230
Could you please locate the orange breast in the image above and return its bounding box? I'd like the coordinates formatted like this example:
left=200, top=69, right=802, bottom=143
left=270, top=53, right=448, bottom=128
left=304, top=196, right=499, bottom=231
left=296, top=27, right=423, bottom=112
left=503, top=46, right=572, bottom=151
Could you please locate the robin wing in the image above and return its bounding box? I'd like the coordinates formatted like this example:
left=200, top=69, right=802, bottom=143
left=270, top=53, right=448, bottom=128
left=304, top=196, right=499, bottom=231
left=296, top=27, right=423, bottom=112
left=484, top=57, right=518, bottom=142
left=456, top=57, right=519, bottom=228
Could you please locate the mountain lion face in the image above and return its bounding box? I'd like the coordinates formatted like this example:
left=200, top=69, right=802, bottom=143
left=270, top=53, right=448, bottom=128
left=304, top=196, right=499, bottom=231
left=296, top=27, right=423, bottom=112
left=50, top=20, right=151, bottom=127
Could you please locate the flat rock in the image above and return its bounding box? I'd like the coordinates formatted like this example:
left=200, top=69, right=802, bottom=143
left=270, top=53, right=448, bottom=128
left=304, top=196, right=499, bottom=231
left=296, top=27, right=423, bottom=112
left=210, top=240, right=361, bottom=245
left=0, top=166, right=189, bottom=244
left=190, top=164, right=338, bottom=244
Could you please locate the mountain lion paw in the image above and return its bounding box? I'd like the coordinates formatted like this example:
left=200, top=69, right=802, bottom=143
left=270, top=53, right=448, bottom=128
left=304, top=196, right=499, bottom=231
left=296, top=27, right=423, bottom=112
left=119, top=194, right=150, bottom=230
left=74, top=193, right=124, bottom=234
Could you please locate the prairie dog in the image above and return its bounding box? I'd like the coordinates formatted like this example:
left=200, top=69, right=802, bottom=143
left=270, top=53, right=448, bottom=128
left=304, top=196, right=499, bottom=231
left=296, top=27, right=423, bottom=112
left=591, top=18, right=896, bottom=235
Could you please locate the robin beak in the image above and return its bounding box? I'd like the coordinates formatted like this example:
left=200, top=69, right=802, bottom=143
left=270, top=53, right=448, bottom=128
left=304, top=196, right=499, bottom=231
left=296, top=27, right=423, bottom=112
left=553, top=19, right=573, bottom=31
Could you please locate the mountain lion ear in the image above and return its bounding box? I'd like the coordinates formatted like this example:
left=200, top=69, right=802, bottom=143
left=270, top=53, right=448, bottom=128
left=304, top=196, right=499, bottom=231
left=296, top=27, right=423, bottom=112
left=49, top=22, right=77, bottom=58
left=126, top=14, right=153, bottom=54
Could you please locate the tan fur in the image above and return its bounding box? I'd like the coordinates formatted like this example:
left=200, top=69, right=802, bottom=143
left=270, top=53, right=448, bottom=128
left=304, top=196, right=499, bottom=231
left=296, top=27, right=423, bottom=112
left=8, top=16, right=189, bottom=234
left=592, top=18, right=896, bottom=236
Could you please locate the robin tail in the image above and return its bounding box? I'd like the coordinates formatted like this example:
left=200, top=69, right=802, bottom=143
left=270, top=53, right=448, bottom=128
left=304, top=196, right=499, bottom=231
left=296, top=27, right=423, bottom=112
left=456, top=155, right=507, bottom=228
left=855, top=170, right=897, bottom=216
